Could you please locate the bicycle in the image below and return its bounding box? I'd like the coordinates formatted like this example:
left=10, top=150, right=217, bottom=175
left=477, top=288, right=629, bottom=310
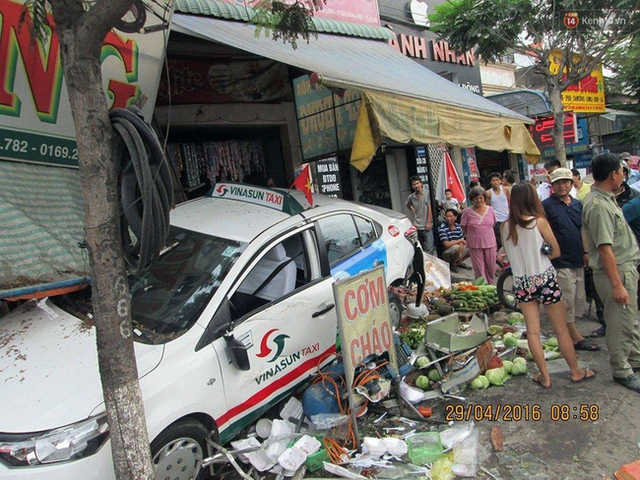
left=496, top=257, right=519, bottom=311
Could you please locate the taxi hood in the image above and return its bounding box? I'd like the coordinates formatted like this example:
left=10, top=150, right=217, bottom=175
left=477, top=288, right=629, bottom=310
left=0, top=298, right=163, bottom=432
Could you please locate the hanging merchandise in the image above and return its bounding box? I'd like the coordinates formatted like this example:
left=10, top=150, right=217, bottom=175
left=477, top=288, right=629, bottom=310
left=166, top=139, right=266, bottom=190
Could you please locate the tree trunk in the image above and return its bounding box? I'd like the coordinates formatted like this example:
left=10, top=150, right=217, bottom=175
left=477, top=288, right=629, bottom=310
left=48, top=1, right=154, bottom=478
left=547, top=79, right=567, bottom=166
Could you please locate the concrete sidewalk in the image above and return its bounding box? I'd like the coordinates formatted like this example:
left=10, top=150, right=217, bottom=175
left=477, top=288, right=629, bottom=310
left=437, top=309, right=638, bottom=479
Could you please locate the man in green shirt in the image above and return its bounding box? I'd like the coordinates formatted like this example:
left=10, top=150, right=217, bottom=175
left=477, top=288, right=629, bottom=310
left=583, top=153, right=640, bottom=393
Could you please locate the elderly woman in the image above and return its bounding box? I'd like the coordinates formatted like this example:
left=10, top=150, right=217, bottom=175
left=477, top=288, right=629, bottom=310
left=461, top=186, right=497, bottom=284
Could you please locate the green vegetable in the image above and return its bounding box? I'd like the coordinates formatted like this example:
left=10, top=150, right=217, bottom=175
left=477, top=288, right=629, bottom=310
left=416, top=356, right=430, bottom=368
left=545, top=337, right=558, bottom=348
left=508, top=312, right=525, bottom=324
left=415, top=375, right=431, bottom=390
left=545, top=351, right=561, bottom=360
left=487, top=325, right=503, bottom=336
left=503, top=332, right=519, bottom=348
left=510, top=361, right=528, bottom=375
left=428, top=369, right=441, bottom=382
left=399, top=327, right=425, bottom=350
left=470, top=375, right=489, bottom=389
left=513, top=356, right=527, bottom=366
left=502, top=360, right=513, bottom=374
left=485, top=367, right=508, bottom=386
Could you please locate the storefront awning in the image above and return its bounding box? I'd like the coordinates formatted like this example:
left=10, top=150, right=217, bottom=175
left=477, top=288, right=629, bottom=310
left=171, top=14, right=540, bottom=167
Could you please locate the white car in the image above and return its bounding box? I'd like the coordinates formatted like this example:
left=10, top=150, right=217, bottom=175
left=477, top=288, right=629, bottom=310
left=0, top=183, right=421, bottom=480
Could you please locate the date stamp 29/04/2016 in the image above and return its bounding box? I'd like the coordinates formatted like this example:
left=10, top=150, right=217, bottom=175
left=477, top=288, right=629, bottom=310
left=444, top=403, right=600, bottom=422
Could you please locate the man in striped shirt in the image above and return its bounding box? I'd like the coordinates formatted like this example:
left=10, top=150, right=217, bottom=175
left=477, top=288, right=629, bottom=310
left=438, top=208, right=470, bottom=273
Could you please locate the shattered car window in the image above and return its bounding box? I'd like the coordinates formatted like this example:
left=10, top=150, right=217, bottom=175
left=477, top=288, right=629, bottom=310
left=129, top=226, right=246, bottom=342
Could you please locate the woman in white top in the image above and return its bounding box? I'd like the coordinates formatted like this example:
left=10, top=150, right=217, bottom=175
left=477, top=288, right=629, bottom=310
left=487, top=172, right=510, bottom=248
left=501, top=183, right=595, bottom=387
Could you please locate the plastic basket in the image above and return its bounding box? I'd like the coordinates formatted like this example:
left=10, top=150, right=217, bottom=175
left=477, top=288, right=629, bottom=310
left=305, top=447, right=330, bottom=472
left=406, top=432, right=443, bottom=464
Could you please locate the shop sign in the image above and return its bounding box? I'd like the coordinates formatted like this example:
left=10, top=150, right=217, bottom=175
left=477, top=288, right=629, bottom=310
left=540, top=117, right=589, bottom=160
left=316, top=156, right=342, bottom=198
left=387, top=22, right=483, bottom=95
left=529, top=113, right=577, bottom=149
left=333, top=265, right=397, bottom=442
left=415, top=145, right=429, bottom=185
left=549, top=50, right=606, bottom=113
left=217, top=0, right=381, bottom=26
left=293, top=75, right=360, bottom=162
left=0, top=0, right=172, bottom=167
left=574, top=153, right=593, bottom=169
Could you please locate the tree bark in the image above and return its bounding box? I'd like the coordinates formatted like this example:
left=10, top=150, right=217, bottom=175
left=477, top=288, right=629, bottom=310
left=48, top=1, right=154, bottom=478
left=546, top=79, right=567, bottom=166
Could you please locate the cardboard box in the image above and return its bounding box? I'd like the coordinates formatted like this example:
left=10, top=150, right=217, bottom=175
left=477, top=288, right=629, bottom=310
left=425, top=313, right=488, bottom=352
left=440, top=340, right=493, bottom=393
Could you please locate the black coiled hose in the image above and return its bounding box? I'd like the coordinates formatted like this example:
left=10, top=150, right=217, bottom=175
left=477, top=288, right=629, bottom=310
left=110, top=106, right=173, bottom=275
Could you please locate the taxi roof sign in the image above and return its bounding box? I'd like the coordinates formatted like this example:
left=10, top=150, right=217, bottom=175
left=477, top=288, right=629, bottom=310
left=208, top=182, right=305, bottom=215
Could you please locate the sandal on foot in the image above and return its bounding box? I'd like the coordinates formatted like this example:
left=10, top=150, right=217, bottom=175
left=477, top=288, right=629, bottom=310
left=532, top=374, right=551, bottom=388
left=574, top=338, right=601, bottom=351
left=589, top=326, right=606, bottom=338
left=572, top=368, right=596, bottom=383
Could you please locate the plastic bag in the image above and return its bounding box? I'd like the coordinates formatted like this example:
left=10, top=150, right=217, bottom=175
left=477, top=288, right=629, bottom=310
left=431, top=453, right=455, bottom=480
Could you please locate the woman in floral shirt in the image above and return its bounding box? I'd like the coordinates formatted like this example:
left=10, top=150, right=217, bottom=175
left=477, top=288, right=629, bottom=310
left=501, top=183, right=595, bottom=387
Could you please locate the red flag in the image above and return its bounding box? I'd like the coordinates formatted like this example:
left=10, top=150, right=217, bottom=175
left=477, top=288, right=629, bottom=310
left=443, top=151, right=466, bottom=203
left=291, top=164, right=314, bottom=205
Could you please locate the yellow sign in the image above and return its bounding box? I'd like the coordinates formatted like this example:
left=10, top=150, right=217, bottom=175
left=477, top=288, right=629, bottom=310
left=549, top=51, right=606, bottom=113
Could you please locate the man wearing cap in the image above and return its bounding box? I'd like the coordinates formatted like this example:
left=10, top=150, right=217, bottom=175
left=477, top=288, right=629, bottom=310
left=583, top=153, right=640, bottom=393
left=615, top=156, right=640, bottom=208
left=543, top=168, right=600, bottom=352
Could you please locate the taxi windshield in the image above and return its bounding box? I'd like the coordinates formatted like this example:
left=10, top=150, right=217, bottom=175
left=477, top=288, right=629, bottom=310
left=129, top=226, right=246, bottom=342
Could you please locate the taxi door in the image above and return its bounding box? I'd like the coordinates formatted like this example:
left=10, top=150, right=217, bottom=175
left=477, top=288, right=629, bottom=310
left=211, top=228, right=337, bottom=442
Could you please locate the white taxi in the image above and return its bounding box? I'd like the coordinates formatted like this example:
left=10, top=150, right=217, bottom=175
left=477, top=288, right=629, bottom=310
left=0, top=183, right=421, bottom=480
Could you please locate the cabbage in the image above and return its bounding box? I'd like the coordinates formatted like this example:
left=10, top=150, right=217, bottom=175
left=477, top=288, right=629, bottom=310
left=470, top=375, right=489, bottom=389
left=507, top=312, right=525, bottom=324
left=545, top=337, right=558, bottom=347
left=487, top=325, right=503, bottom=336
left=485, top=367, right=508, bottom=386
left=415, top=375, right=431, bottom=390
left=502, top=360, right=513, bottom=374
left=510, top=361, right=528, bottom=375
left=416, top=356, right=430, bottom=368
left=428, top=369, right=441, bottom=382
left=513, top=356, right=527, bottom=366
left=503, top=332, right=519, bottom=348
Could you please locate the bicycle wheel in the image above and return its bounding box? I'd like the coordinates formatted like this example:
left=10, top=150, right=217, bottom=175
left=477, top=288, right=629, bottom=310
left=497, top=268, right=519, bottom=310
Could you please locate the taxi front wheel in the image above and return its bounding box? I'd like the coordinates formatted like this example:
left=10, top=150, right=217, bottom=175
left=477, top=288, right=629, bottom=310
left=151, top=419, right=210, bottom=480
left=388, top=293, right=403, bottom=329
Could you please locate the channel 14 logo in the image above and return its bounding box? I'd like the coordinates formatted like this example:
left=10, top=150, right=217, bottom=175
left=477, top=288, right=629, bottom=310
left=558, top=10, right=630, bottom=31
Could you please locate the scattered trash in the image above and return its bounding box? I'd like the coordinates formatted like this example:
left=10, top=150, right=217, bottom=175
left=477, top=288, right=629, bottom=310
left=490, top=425, right=505, bottom=452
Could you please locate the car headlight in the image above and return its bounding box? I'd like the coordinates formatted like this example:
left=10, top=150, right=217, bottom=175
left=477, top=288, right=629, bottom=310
left=0, top=415, right=109, bottom=467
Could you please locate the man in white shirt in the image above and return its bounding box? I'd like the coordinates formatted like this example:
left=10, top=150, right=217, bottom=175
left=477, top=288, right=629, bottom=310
left=537, top=159, right=561, bottom=201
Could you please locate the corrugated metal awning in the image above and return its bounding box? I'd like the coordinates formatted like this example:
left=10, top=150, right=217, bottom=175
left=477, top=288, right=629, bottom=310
left=171, top=13, right=531, bottom=122
left=171, top=14, right=540, bottom=167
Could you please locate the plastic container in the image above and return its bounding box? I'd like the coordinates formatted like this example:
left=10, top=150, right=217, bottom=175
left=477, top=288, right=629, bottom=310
left=406, top=432, right=444, bottom=464
left=255, top=418, right=273, bottom=439
left=305, top=448, right=330, bottom=472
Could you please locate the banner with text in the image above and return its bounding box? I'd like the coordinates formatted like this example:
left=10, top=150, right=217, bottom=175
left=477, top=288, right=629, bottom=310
left=0, top=0, right=173, bottom=167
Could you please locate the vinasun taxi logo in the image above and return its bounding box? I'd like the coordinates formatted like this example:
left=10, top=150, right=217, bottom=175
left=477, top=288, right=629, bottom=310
left=255, top=328, right=320, bottom=385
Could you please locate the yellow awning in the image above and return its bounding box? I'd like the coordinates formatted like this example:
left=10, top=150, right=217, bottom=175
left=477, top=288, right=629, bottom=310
left=350, top=91, right=540, bottom=172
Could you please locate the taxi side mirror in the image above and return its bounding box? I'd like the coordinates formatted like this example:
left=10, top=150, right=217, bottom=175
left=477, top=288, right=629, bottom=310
left=224, top=333, right=250, bottom=371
